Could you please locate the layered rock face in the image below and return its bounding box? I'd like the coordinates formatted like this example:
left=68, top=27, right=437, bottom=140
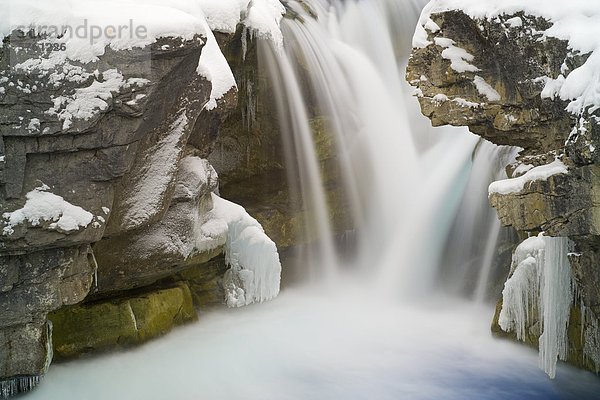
left=407, top=5, right=600, bottom=374
left=0, top=20, right=287, bottom=399
left=0, top=30, right=223, bottom=393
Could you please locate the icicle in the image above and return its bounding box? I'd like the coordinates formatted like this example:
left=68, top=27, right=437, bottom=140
left=241, top=26, right=255, bottom=61
left=245, top=79, right=256, bottom=129
left=580, top=289, right=586, bottom=353
left=538, top=237, right=572, bottom=378
left=498, top=255, right=539, bottom=340
left=0, top=375, right=41, bottom=398
left=498, top=236, right=545, bottom=340
left=88, top=249, right=99, bottom=291
left=498, top=235, right=574, bottom=378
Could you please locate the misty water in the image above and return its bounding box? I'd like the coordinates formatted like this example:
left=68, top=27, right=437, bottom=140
left=27, top=281, right=600, bottom=400
left=24, top=0, right=600, bottom=398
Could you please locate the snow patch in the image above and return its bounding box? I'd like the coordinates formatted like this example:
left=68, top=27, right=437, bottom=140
left=196, top=26, right=237, bottom=111
left=489, top=158, right=568, bottom=195
left=26, top=118, right=40, bottom=133
left=198, top=0, right=251, bottom=34
left=45, top=69, right=146, bottom=130
left=433, top=37, right=479, bottom=73
left=505, top=16, right=523, bottom=28
left=3, top=184, right=93, bottom=235
left=473, top=75, right=500, bottom=101
left=432, top=93, right=448, bottom=103
left=433, top=37, right=454, bottom=48
left=452, top=97, right=482, bottom=108
left=413, top=2, right=442, bottom=49
left=431, top=93, right=482, bottom=108
left=541, top=75, right=566, bottom=100
left=513, top=163, right=534, bottom=176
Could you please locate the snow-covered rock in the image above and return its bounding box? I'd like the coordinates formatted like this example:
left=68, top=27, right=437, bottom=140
left=0, top=1, right=287, bottom=394
left=1, top=0, right=285, bottom=112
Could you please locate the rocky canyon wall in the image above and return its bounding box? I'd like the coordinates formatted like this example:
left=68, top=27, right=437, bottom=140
left=407, top=3, right=600, bottom=374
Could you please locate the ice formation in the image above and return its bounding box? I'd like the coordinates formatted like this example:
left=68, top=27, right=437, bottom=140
left=210, top=193, right=282, bottom=308
left=0, top=376, right=41, bottom=399
left=2, top=184, right=94, bottom=235
left=499, top=235, right=574, bottom=378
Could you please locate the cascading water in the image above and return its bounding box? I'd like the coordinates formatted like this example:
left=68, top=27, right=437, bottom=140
left=24, top=1, right=600, bottom=399
left=441, top=141, right=519, bottom=302
left=262, top=0, right=506, bottom=299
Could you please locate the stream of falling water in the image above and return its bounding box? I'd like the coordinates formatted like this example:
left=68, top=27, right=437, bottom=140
left=263, top=0, right=506, bottom=299
left=24, top=1, right=600, bottom=399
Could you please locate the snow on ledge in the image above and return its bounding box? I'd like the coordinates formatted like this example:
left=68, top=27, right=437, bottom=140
left=210, top=193, right=282, bottom=307
left=0, top=0, right=208, bottom=63
left=2, top=184, right=94, bottom=235
left=488, top=158, right=568, bottom=196
left=243, top=0, right=286, bottom=51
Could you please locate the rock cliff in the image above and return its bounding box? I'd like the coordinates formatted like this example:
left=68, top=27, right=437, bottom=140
left=0, top=0, right=354, bottom=396
left=408, top=2, right=600, bottom=375
left=0, top=30, right=216, bottom=393
left=0, top=1, right=295, bottom=396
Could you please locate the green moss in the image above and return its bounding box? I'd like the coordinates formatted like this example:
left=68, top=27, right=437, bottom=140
left=48, top=283, right=197, bottom=360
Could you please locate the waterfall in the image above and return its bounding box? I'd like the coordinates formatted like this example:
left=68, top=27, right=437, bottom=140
left=22, top=2, right=600, bottom=398
left=441, top=140, right=518, bottom=301
left=261, top=0, right=513, bottom=299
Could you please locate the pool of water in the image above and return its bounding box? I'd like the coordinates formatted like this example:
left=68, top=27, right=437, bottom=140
left=26, top=282, right=600, bottom=400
